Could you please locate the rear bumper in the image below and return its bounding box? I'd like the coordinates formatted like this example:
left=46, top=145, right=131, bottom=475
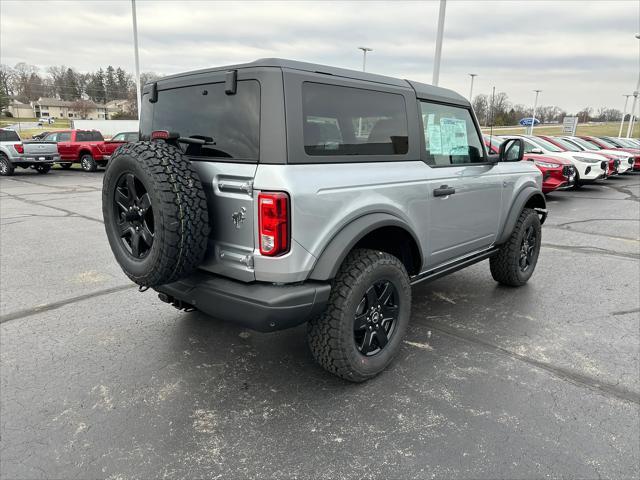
left=155, top=271, right=331, bottom=332
left=14, top=154, right=59, bottom=165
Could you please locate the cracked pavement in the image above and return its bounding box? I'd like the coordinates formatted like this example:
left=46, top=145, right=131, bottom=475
left=1, top=169, right=639, bottom=479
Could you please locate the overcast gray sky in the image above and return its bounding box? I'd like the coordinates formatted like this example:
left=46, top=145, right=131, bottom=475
left=1, top=0, right=638, bottom=112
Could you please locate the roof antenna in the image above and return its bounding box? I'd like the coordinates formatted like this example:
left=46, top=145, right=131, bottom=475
left=489, top=86, right=496, bottom=152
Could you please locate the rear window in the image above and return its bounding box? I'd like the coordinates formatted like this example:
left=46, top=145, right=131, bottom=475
left=302, top=82, right=408, bottom=157
left=0, top=130, right=20, bottom=142
left=145, top=80, right=260, bottom=161
left=76, top=131, right=104, bottom=141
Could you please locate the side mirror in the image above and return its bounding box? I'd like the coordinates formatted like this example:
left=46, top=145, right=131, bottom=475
left=499, top=138, right=524, bottom=162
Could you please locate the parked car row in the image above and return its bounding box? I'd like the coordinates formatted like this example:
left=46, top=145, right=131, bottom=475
left=483, top=134, right=639, bottom=193
left=0, top=128, right=139, bottom=175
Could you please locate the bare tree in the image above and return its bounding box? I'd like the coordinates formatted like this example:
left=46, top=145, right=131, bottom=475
left=71, top=99, right=93, bottom=119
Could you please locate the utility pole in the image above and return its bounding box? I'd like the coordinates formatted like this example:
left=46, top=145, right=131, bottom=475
left=468, top=73, right=477, bottom=101
left=131, top=0, right=142, bottom=120
left=619, top=94, right=632, bottom=137
left=626, top=33, right=640, bottom=137
left=432, top=0, right=446, bottom=86
left=358, top=47, right=373, bottom=72
left=529, top=90, right=541, bottom=135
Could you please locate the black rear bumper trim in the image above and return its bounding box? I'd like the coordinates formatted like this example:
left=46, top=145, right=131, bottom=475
left=155, top=271, right=331, bottom=332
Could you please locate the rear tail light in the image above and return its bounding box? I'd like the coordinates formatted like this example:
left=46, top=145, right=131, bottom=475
left=258, top=192, right=289, bottom=256
left=14, top=144, right=23, bottom=154
left=151, top=130, right=170, bottom=140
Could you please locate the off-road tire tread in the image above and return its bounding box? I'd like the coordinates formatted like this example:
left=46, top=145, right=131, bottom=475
left=307, top=248, right=411, bottom=382
left=490, top=208, right=540, bottom=287
left=103, top=141, right=210, bottom=286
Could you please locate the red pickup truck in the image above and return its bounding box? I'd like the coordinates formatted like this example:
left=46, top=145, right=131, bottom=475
left=42, top=130, right=108, bottom=171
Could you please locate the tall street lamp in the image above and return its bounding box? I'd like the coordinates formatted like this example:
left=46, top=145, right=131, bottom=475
left=468, top=73, right=478, bottom=100
left=131, top=0, right=141, bottom=119
left=432, top=0, right=447, bottom=86
left=626, top=33, right=640, bottom=137
left=529, top=90, right=542, bottom=135
left=619, top=94, right=632, bottom=137
left=358, top=47, right=373, bottom=72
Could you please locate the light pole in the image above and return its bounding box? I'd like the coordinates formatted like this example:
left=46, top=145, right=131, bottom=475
left=432, top=0, right=447, bottom=86
left=131, top=0, right=141, bottom=120
left=468, top=73, right=477, bottom=101
left=619, top=94, right=632, bottom=137
left=529, top=90, right=541, bottom=135
left=358, top=47, right=373, bottom=72
left=626, top=33, right=640, bottom=137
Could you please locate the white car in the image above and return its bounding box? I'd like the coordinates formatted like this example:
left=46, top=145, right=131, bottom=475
left=37, top=117, right=55, bottom=125
left=503, top=135, right=607, bottom=185
left=561, top=136, right=634, bottom=174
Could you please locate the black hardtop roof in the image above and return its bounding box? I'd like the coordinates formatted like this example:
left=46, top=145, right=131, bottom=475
left=154, top=58, right=468, bottom=105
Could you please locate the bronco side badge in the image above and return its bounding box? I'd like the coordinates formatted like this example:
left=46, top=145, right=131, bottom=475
left=232, top=207, right=246, bottom=229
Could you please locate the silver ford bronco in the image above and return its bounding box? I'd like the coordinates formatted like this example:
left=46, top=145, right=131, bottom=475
left=102, top=59, right=546, bottom=381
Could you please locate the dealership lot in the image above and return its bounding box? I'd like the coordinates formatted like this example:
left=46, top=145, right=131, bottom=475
left=1, top=169, right=638, bottom=478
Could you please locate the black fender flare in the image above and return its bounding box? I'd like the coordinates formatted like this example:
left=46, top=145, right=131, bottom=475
left=496, top=187, right=546, bottom=245
left=308, top=213, right=423, bottom=281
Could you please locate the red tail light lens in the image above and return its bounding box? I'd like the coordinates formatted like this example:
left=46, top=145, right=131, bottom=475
left=14, top=144, right=24, bottom=154
left=258, top=192, right=289, bottom=256
left=151, top=130, right=170, bottom=140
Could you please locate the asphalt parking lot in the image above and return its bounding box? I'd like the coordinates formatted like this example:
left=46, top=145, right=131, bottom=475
left=1, top=168, right=639, bottom=479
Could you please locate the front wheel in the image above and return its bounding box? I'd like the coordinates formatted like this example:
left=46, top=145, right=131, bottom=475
left=80, top=154, right=97, bottom=172
left=490, top=208, right=541, bottom=287
left=307, top=249, right=412, bottom=382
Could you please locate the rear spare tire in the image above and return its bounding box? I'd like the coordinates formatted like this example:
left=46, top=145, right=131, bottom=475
left=102, top=141, right=210, bottom=287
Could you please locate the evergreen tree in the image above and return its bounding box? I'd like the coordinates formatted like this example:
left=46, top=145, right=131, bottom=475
left=105, top=65, right=117, bottom=102
left=62, top=68, right=80, bottom=100
left=86, top=69, right=106, bottom=104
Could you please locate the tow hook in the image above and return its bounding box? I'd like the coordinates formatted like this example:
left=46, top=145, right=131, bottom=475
left=534, top=207, right=548, bottom=225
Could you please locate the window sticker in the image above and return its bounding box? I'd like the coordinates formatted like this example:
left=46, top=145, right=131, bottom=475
left=440, top=118, right=468, bottom=156
left=425, top=114, right=442, bottom=154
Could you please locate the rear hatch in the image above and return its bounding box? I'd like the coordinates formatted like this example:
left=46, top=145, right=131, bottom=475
left=140, top=74, right=261, bottom=282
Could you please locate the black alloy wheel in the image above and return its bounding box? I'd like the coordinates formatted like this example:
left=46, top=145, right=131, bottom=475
left=519, top=225, right=537, bottom=272
left=354, top=280, right=399, bottom=356
left=114, top=172, right=154, bottom=259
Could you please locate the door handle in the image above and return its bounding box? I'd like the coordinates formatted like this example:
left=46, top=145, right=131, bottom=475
left=434, top=185, right=456, bottom=197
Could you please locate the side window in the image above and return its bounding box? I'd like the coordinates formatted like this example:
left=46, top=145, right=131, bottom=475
left=44, top=133, right=58, bottom=142
left=523, top=140, right=538, bottom=153
left=111, top=133, right=125, bottom=142
left=419, top=101, right=484, bottom=166
left=57, top=132, right=71, bottom=142
left=302, top=82, right=409, bottom=157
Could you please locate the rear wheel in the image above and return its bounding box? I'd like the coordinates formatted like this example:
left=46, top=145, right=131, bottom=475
left=0, top=155, right=14, bottom=176
left=102, top=141, right=210, bottom=287
left=490, top=208, right=541, bottom=287
left=80, top=154, right=97, bottom=172
left=307, top=249, right=411, bottom=382
left=35, top=164, right=51, bottom=174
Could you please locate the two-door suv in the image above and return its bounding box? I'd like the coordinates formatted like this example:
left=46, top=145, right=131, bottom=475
left=103, top=59, right=546, bottom=381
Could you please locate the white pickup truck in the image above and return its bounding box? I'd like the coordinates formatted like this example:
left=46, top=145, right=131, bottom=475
left=0, top=128, right=60, bottom=176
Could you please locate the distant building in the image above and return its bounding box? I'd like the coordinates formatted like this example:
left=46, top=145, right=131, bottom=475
left=105, top=99, right=133, bottom=116
left=6, top=99, right=34, bottom=118
left=32, top=98, right=109, bottom=120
